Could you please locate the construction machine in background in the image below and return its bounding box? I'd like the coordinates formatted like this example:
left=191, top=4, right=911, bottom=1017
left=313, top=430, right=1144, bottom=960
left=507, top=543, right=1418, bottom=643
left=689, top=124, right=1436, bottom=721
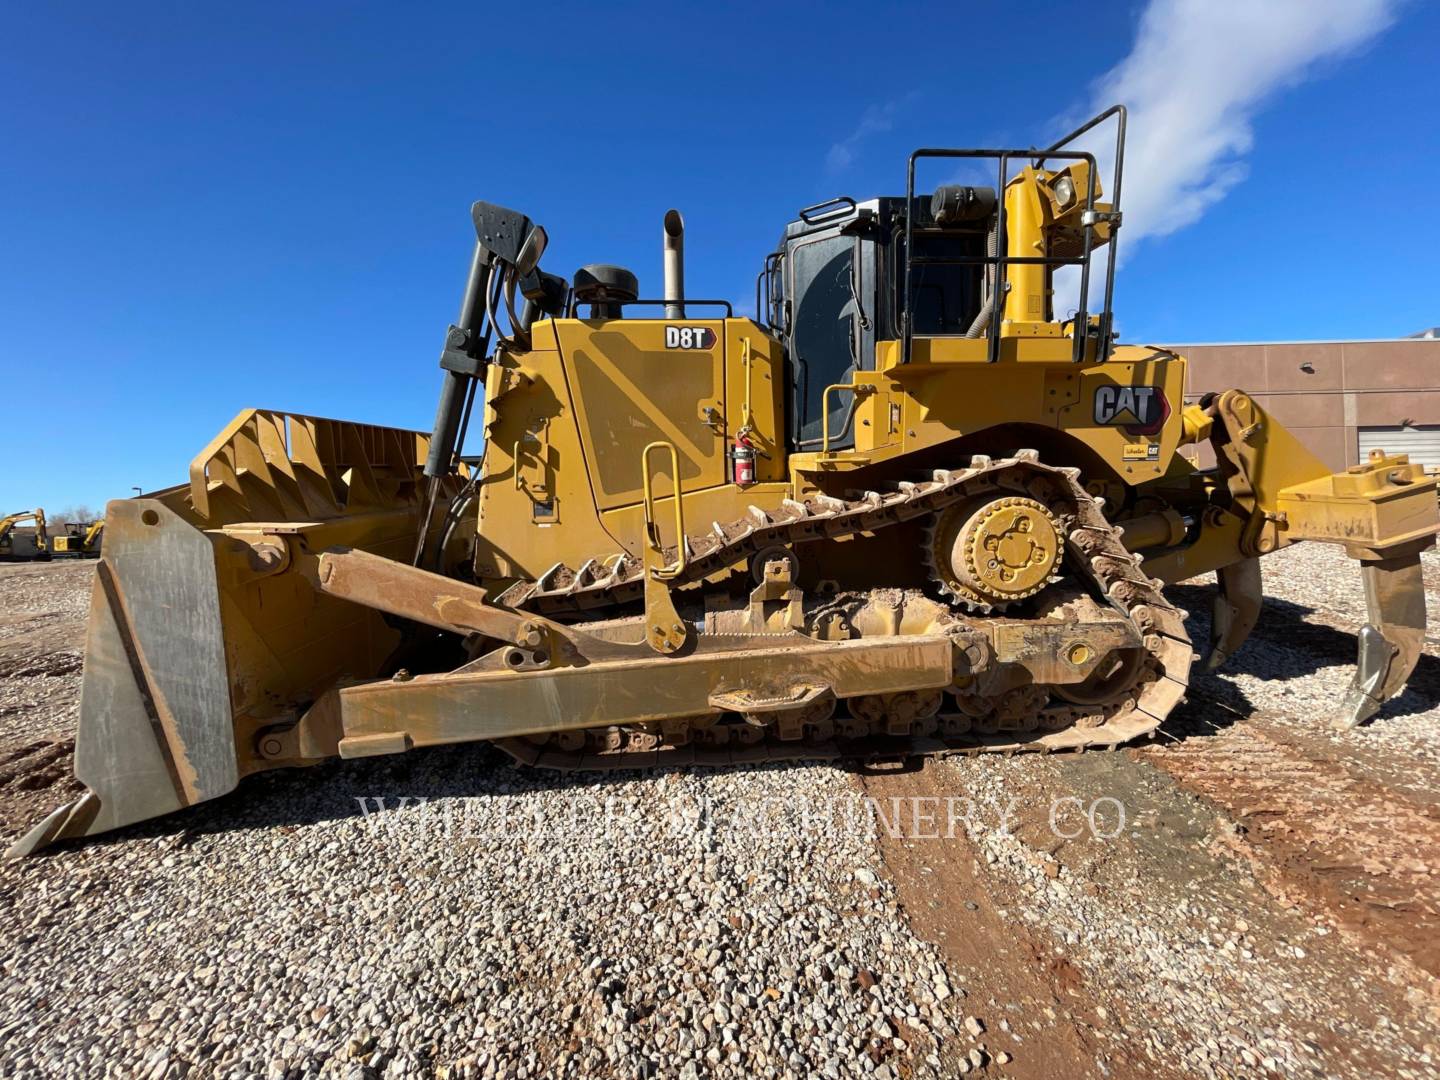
left=49, top=519, right=104, bottom=558
left=12, top=106, right=1437, bottom=857
left=0, top=509, right=49, bottom=561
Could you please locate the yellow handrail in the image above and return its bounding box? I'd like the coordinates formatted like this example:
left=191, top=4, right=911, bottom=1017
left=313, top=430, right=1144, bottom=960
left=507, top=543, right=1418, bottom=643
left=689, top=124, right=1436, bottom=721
left=820, top=382, right=874, bottom=454
left=739, top=336, right=754, bottom=431
left=641, top=441, right=687, bottom=580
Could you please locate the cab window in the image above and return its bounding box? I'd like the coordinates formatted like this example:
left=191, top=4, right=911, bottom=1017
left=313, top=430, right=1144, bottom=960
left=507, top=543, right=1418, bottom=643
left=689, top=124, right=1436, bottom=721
left=788, top=233, right=859, bottom=448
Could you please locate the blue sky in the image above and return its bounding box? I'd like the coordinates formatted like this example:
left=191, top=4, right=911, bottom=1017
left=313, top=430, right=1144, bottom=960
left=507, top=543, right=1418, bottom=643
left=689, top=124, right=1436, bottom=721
left=2, top=1, right=1437, bottom=510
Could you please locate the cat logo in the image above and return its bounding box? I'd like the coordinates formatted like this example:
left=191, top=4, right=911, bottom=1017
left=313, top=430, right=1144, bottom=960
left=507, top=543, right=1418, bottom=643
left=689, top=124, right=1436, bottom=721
left=1093, top=384, right=1168, bottom=435
left=664, top=326, right=717, bottom=350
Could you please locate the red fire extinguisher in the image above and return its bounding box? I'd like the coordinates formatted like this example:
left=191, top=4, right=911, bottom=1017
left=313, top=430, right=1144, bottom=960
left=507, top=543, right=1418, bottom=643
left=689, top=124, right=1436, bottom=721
left=732, top=430, right=756, bottom=488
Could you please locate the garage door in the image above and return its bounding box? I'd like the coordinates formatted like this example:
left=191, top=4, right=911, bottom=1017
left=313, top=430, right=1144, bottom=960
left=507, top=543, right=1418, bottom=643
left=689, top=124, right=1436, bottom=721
left=1358, top=425, right=1440, bottom=469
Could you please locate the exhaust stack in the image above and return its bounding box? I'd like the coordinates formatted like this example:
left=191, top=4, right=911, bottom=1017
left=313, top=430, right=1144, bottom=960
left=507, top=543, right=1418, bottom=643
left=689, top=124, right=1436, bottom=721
left=663, top=209, right=685, bottom=319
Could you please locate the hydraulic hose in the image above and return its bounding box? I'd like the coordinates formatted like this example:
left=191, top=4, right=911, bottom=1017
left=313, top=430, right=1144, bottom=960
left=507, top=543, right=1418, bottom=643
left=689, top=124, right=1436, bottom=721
left=964, top=224, right=998, bottom=339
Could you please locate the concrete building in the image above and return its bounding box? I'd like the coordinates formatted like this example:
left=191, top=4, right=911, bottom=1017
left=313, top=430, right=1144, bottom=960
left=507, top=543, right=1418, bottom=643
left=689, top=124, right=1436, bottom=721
left=1177, top=333, right=1440, bottom=472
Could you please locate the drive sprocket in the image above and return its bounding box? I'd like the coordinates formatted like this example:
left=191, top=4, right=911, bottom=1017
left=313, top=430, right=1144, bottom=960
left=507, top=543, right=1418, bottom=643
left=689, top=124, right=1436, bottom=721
left=926, top=494, right=1064, bottom=611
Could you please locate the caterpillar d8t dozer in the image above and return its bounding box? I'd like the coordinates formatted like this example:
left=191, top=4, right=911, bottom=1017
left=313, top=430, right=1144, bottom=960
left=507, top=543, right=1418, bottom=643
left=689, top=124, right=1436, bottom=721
left=13, top=106, right=1437, bottom=856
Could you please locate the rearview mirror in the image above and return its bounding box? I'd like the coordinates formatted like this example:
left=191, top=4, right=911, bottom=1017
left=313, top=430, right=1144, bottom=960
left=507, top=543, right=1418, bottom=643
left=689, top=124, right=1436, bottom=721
left=516, top=225, right=548, bottom=276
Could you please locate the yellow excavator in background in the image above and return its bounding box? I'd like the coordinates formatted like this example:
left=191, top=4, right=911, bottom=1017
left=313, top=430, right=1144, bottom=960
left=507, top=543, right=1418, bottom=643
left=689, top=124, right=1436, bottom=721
left=49, top=519, right=104, bottom=558
left=12, top=107, right=1437, bottom=857
left=0, top=508, right=49, bottom=561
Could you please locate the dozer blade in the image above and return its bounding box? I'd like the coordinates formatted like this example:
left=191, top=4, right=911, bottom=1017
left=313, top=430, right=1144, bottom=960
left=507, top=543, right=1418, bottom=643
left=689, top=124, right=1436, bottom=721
left=8, top=499, right=240, bottom=857
left=9, top=408, right=456, bottom=858
left=1207, top=557, right=1262, bottom=671
left=1338, top=552, right=1428, bottom=729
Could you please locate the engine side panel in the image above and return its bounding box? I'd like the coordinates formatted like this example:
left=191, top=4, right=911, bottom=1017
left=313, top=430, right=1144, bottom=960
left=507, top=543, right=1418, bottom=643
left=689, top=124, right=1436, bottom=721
left=476, top=317, right=791, bottom=585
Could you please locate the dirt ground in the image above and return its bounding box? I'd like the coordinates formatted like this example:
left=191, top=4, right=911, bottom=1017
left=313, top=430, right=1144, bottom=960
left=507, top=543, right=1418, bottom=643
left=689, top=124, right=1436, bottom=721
left=858, top=550, right=1440, bottom=1080
left=0, top=560, right=87, bottom=838
left=1, top=548, right=1437, bottom=1079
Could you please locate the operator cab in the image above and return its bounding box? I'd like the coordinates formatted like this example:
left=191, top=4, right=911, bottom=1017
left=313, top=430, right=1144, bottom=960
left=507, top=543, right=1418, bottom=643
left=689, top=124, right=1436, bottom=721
left=761, top=188, right=996, bottom=452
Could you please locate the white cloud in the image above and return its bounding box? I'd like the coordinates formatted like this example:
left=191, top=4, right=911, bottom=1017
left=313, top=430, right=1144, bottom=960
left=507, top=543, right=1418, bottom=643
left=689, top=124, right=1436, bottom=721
left=826, top=96, right=916, bottom=172
left=1053, top=0, right=1399, bottom=317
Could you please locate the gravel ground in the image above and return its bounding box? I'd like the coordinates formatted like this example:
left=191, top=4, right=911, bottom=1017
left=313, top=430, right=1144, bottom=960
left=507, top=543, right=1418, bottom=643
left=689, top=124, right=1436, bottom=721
left=0, top=542, right=1437, bottom=1079
left=0, top=560, right=86, bottom=742
left=1, top=758, right=982, bottom=1079
left=920, top=751, right=1440, bottom=1080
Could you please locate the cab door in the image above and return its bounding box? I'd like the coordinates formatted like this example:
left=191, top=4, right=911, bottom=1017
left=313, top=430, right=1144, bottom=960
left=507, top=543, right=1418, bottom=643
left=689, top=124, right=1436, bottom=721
left=785, top=226, right=875, bottom=451
left=556, top=319, right=728, bottom=510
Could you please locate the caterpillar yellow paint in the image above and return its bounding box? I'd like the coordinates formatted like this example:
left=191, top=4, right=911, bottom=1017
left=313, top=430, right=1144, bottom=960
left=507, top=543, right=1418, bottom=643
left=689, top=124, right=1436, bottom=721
left=12, top=106, right=1435, bottom=857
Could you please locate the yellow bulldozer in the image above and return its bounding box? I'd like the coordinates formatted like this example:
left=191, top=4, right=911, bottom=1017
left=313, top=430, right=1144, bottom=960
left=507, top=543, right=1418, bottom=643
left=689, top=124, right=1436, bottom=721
left=13, top=107, right=1437, bottom=856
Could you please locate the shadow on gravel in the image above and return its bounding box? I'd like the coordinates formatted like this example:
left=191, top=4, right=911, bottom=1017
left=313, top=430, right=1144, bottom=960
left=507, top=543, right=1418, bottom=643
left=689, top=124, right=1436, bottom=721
left=1166, top=582, right=1440, bottom=742
left=20, top=739, right=811, bottom=859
